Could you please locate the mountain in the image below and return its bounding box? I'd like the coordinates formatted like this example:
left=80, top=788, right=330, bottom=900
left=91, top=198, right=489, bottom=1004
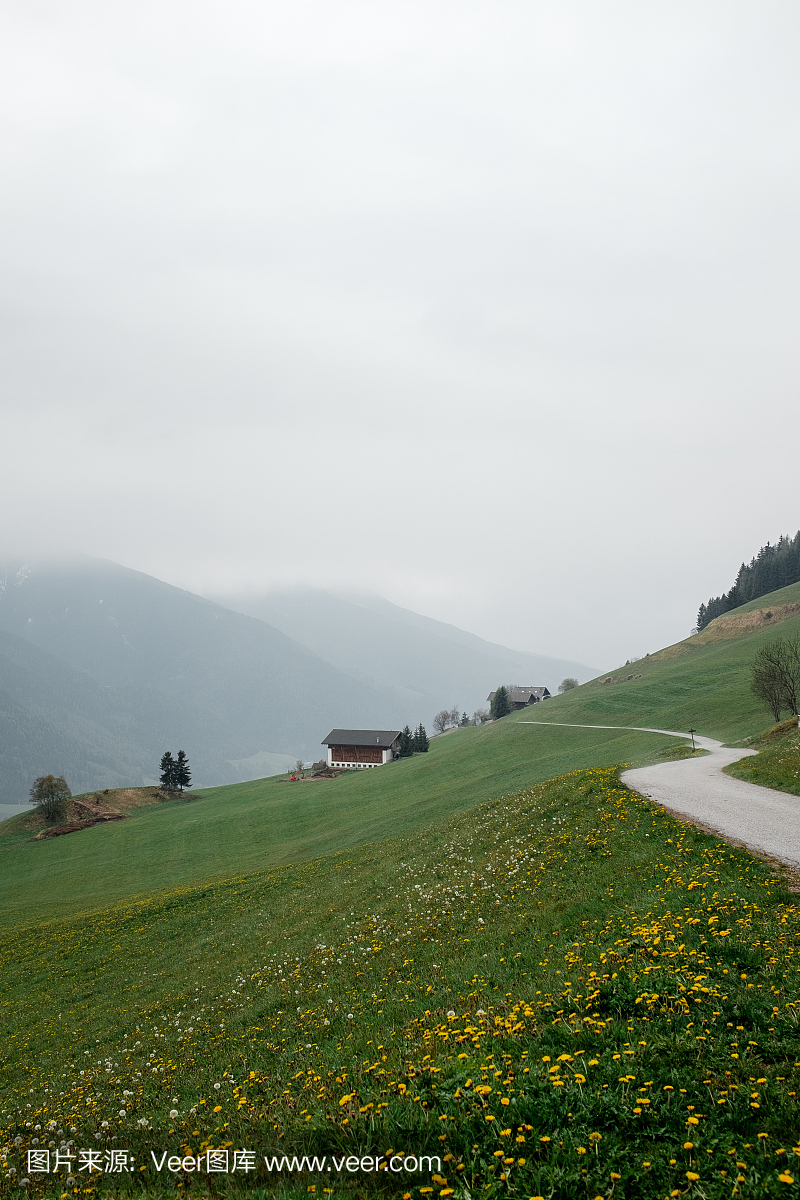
left=0, top=557, right=598, bottom=804
left=6, top=577, right=799, bottom=920
left=0, top=627, right=153, bottom=804
left=210, top=588, right=601, bottom=718
left=0, top=556, right=406, bottom=800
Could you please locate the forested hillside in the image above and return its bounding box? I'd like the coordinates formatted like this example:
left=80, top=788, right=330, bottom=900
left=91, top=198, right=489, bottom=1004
left=697, top=530, right=800, bottom=630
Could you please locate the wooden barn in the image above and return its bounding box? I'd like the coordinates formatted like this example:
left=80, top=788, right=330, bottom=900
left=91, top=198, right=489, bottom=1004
left=321, top=729, right=402, bottom=769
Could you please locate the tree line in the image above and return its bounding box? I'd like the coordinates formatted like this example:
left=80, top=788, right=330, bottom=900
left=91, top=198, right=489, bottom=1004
left=751, top=638, right=800, bottom=722
left=697, top=531, right=800, bottom=631
left=432, top=706, right=491, bottom=733
left=396, top=724, right=430, bottom=756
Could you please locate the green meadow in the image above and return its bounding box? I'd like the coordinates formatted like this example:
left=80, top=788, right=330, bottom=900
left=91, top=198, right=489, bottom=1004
left=0, top=724, right=687, bottom=929
left=4, top=768, right=800, bottom=1199
left=513, top=580, right=800, bottom=746
left=4, top=583, right=800, bottom=1197
left=5, top=581, right=800, bottom=928
left=726, top=719, right=800, bottom=797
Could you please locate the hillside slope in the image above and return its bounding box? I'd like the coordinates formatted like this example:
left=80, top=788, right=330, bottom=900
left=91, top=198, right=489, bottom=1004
left=0, top=719, right=692, bottom=927
left=3, top=579, right=796, bottom=925
left=517, top=580, right=800, bottom=744
left=0, top=557, right=408, bottom=798
left=3, top=769, right=800, bottom=1199
left=213, top=588, right=600, bottom=714
left=0, top=629, right=158, bottom=803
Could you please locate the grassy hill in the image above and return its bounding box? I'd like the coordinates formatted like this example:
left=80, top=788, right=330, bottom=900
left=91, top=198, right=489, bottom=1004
left=4, top=583, right=800, bottom=1196
left=3, top=768, right=800, bottom=1198
left=515, top=580, right=800, bottom=744
left=0, top=723, right=682, bottom=929
left=3, top=579, right=799, bottom=928
left=725, top=717, right=800, bottom=796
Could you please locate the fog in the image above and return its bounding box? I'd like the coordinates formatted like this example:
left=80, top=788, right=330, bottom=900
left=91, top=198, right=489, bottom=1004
left=2, top=0, right=799, bottom=667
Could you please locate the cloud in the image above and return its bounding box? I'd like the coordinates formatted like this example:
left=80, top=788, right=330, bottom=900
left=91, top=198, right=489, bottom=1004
left=1, top=0, right=799, bottom=665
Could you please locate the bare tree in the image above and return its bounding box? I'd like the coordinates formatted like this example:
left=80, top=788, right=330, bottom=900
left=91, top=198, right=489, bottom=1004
left=433, top=709, right=451, bottom=734
left=29, top=774, right=71, bottom=823
left=472, top=707, right=490, bottom=725
left=449, top=705, right=461, bottom=728
left=752, top=638, right=800, bottom=717
left=751, top=663, right=786, bottom=722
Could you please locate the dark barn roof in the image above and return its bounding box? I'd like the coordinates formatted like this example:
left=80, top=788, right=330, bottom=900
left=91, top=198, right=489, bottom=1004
left=487, top=686, right=551, bottom=704
left=322, top=729, right=402, bottom=747
left=510, top=686, right=550, bottom=702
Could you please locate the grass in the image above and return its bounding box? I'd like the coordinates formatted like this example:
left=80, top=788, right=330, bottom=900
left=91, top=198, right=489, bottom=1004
left=0, top=725, right=690, bottom=929
left=4, top=767, right=800, bottom=1198
left=6, top=582, right=800, bottom=1196
left=726, top=719, right=800, bottom=797
left=506, top=582, right=800, bottom=747
left=4, top=579, right=800, bottom=930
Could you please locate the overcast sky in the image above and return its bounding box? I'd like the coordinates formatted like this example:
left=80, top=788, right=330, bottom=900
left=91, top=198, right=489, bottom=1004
left=1, top=0, right=799, bottom=669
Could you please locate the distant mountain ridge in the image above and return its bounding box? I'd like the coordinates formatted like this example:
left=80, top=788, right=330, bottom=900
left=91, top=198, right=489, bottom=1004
left=0, top=557, right=599, bottom=803
left=0, top=557, right=403, bottom=801
left=211, top=588, right=600, bottom=718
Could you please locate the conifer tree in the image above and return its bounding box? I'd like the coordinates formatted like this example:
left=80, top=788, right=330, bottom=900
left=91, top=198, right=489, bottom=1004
left=697, top=530, right=800, bottom=630
left=490, top=685, right=511, bottom=719
left=159, top=751, right=176, bottom=790
left=413, top=723, right=429, bottom=752
left=175, top=750, right=192, bottom=794
left=398, top=725, right=414, bottom=757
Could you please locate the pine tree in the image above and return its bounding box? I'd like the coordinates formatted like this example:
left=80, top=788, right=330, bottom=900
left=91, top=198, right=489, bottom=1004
left=697, top=531, right=800, bottom=630
left=159, top=751, right=176, bottom=791
left=413, top=723, right=429, bottom=752
left=398, top=726, right=414, bottom=757
left=175, top=750, right=192, bottom=794
left=490, top=685, right=511, bottom=720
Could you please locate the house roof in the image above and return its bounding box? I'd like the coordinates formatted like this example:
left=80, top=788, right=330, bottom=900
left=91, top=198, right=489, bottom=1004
left=322, top=729, right=402, bottom=747
left=487, top=685, right=551, bottom=703
left=511, top=686, right=550, bottom=701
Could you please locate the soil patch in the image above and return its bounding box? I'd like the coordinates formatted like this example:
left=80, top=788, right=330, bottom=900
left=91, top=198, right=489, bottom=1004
left=27, top=786, right=177, bottom=840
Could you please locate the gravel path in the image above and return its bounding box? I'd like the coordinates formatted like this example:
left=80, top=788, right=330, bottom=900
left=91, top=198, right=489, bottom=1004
left=519, top=719, right=800, bottom=868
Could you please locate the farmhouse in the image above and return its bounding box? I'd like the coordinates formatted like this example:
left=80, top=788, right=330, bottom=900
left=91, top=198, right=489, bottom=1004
left=487, top=685, right=551, bottom=711
left=321, top=729, right=402, bottom=769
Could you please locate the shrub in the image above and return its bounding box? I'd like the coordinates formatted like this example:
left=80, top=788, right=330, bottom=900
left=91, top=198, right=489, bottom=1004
left=29, top=774, right=71, bottom=823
